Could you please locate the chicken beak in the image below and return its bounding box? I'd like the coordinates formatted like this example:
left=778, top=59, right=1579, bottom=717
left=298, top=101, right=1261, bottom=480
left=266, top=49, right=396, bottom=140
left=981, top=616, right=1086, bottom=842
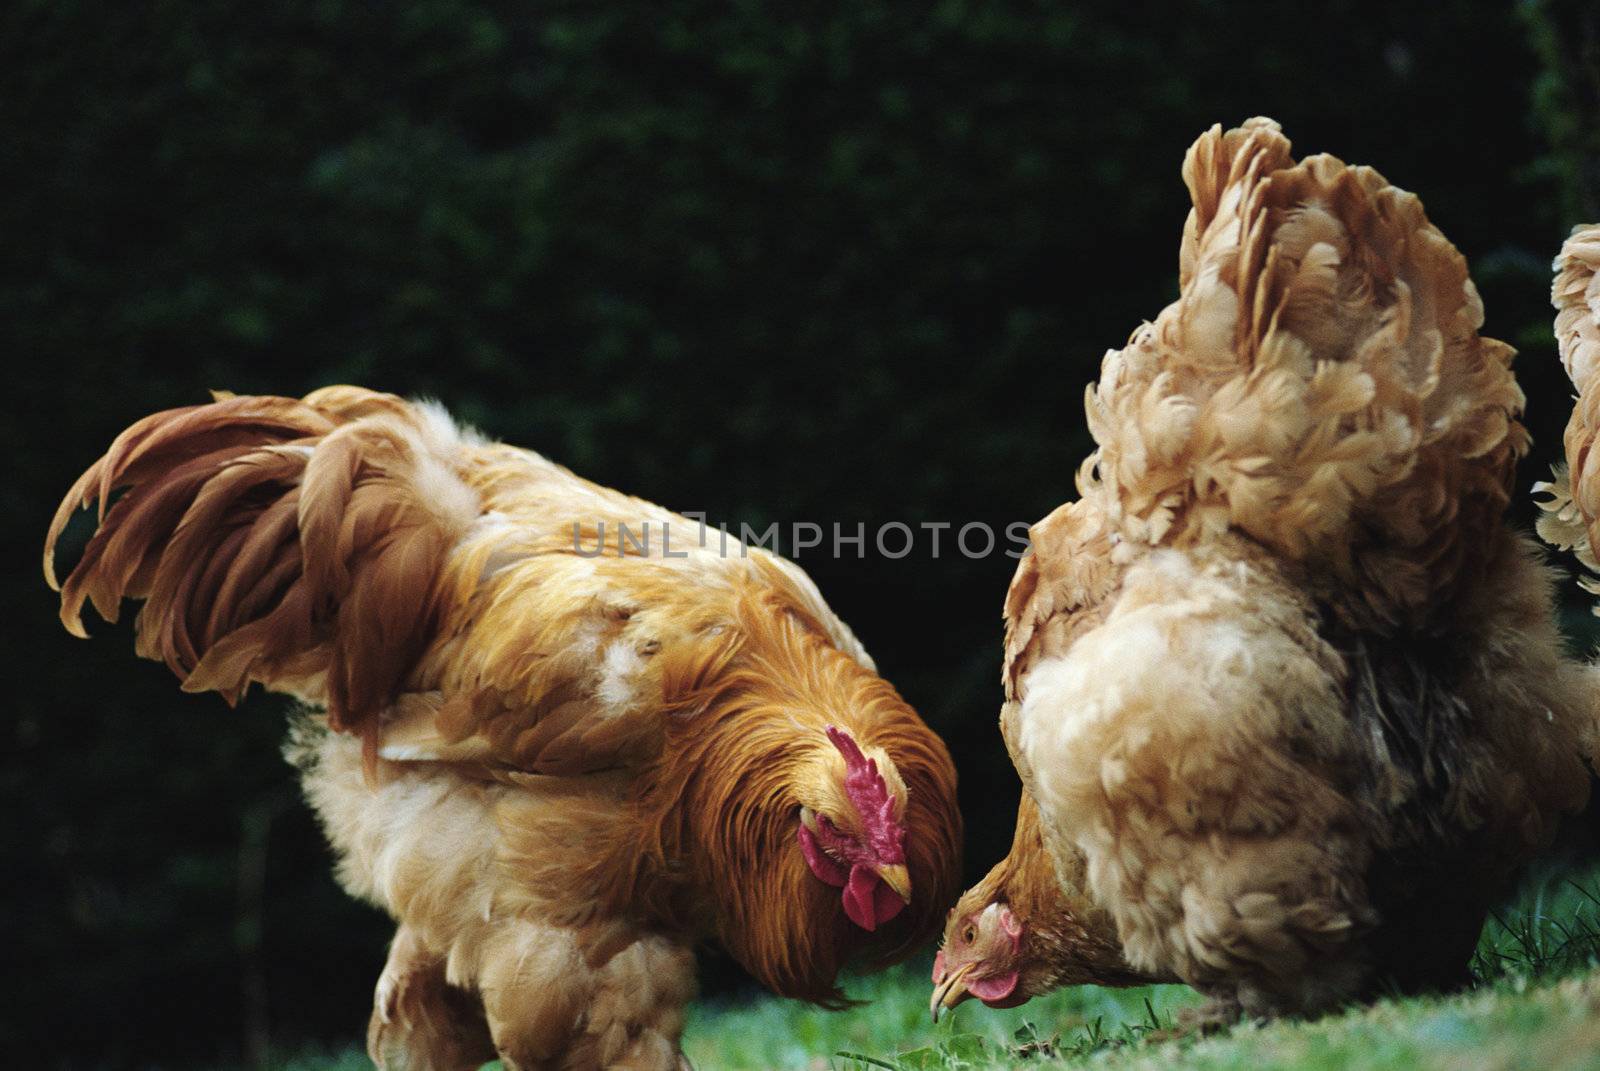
left=875, top=862, right=912, bottom=905
left=929, top=961, right=973, bottom=1023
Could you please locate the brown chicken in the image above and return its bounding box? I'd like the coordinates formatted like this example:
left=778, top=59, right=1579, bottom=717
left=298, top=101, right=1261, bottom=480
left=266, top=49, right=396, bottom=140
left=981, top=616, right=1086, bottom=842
left=1536, top=225, right=1600, bottom=589
left=933, top=118, right=1595, bottom=1024
left=44, top=387, right=962, bottom=1070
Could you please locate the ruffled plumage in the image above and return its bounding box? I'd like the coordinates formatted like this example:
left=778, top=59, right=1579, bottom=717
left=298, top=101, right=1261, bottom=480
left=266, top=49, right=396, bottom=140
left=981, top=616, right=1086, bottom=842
left=46, top=387, right=961, bottom=1068
left=1536, top=226, right=1600, bottom=585
left=945, top=120, right=1592, bottom=1025
left=1085, top=118, right=1525, bottom=629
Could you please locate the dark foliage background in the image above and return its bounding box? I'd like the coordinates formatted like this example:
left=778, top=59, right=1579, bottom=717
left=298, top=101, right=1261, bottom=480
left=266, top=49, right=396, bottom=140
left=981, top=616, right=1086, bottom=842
left=3, top=0, right=1596, bottom=1065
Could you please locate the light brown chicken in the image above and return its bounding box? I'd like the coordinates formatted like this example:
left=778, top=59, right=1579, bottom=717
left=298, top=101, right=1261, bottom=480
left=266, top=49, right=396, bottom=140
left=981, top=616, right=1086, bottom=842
left=1536, top=225, right=1600, bottom=587
left=933, top=118, right=1595, bottom=1024
left=44, top=387, right=962, bottom=1070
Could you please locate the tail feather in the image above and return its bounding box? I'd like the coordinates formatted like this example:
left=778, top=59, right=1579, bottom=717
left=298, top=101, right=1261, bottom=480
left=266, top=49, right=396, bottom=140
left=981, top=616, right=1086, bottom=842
left=1087, top=117, right=1525, bottom=628
left=44, top=394, right=332, bottom=587
left=44, top=388, right=481, bottom=739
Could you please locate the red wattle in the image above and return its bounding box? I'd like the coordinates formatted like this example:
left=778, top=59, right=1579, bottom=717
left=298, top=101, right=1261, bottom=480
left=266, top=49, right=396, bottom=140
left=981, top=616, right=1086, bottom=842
left=799, top=825, right=907, bottom=931
left=872, top=873, right=906, bottom=926
left=969, top=969, right=1021, bottom=1004
left=842, top=865, right=879, bottom=930
left=932, top=950, right=947, bottom=983
left=840, top=864, right=906, bottom=931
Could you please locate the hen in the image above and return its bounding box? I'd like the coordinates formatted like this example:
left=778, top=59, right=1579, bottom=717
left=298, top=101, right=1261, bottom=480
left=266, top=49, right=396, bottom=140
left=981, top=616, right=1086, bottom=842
left=1536, top=225, right=1600, bottom=599
left=933, top=118, right=1594, bottom=1024
left=44, top=387, right=962, bottom=1070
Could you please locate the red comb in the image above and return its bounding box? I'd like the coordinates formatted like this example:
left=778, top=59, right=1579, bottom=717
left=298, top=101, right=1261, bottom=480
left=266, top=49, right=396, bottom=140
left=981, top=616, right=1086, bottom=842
left=825, top=725, right=905, bottom=864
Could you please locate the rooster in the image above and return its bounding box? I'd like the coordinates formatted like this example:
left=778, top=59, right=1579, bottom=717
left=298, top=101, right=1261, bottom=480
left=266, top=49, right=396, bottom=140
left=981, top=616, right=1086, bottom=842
left=44, top=387, right=961, bottom=1070
left=932, top=118, right=1594, bottom=1024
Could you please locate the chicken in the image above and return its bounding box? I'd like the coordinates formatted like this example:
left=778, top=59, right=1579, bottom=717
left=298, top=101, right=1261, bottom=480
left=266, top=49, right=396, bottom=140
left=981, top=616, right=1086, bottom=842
left=932, top=118, right=1594, bottom=1024
left=1535, top=225, right=1600, bottom=593
left=44, top=387, right=962, bottom=1070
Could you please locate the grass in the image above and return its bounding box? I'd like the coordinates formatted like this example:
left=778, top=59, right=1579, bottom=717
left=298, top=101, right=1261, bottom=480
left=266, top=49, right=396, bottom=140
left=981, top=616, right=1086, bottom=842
left=245, top=863, right=1600, bottom=1071
left=683, top=957, right=1192, bottom=1070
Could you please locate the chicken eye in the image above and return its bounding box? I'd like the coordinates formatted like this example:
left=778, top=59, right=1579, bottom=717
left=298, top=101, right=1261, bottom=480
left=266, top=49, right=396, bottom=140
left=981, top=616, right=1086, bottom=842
left=963, top=924, right=977, bottom=944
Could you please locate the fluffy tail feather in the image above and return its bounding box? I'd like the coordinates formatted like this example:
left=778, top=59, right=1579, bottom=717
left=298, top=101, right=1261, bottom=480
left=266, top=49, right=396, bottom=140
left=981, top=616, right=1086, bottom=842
left=45, top=387, right=482, bottom=743
left=1535, top=226, right=1600, bottom=583
left=1087, top=118, right=1526, bottom=628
